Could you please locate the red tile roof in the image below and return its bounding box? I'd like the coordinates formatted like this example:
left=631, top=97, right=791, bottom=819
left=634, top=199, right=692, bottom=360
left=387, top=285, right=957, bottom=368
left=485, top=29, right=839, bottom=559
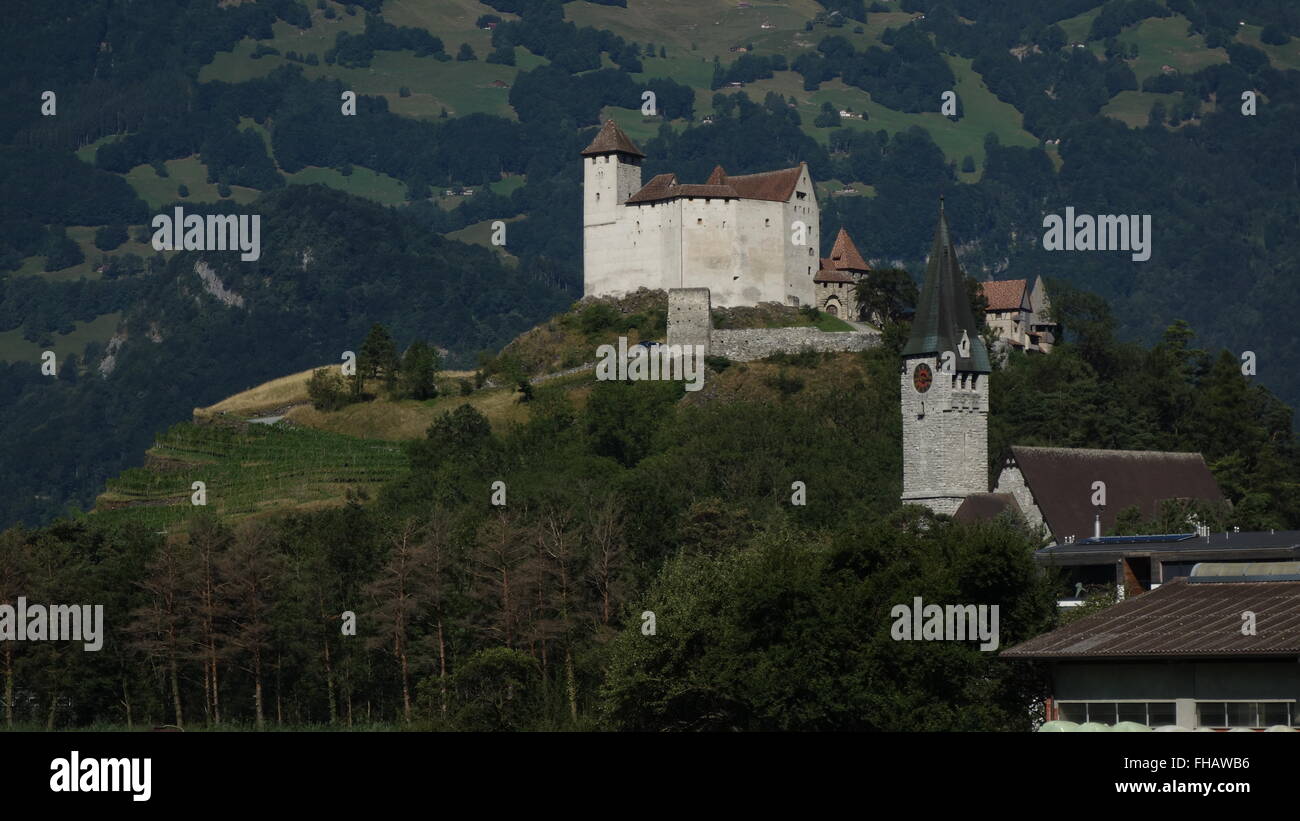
left=722, top=164, right=805, bottom=202
left=626, top=163, right=807, bottom=205
left=814, top=268, right=854, bottom=283
left=1002, top=575, right=1300, bottom=659
left=980, top=278, right=1028, bottom=311
left=581, top=119, right=645, bottom=158
left=827, top=227, right=870, bottom=272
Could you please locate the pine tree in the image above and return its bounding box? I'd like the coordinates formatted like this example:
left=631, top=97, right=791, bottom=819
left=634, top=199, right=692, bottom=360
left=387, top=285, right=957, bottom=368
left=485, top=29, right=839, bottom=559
left=359, top=323, right=398, bottom=382
left=400, top=340, right=440, bottom=400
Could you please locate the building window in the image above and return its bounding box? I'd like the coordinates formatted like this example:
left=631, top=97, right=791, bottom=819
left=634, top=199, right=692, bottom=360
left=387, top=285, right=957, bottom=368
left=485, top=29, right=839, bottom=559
left=596, top=193, right=600, bottom=203
left=1197, top=701, right=1296, bottom=728
left=697, top=218, right=702, bottom=225
left=765, top=218, right=771, bottom=227
left=1058, top=701, right=1177, bottom=726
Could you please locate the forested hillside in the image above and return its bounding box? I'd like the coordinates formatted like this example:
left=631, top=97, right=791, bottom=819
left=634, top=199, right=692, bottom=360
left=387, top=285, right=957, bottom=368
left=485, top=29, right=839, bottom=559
left=1, top=300, right=1295, bottom=730
left=2, top=0, right=1298, bottom=533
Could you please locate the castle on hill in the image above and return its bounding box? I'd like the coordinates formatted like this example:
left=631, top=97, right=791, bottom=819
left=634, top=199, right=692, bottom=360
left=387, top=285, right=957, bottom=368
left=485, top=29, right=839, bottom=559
left=583, top=119, right=831, bottom=309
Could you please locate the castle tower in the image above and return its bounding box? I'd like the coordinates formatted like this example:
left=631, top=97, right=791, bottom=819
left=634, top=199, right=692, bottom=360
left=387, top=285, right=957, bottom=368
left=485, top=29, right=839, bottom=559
left=900, top=199, right=991, bottom=515
left=582, top=120, right=644, bottom=296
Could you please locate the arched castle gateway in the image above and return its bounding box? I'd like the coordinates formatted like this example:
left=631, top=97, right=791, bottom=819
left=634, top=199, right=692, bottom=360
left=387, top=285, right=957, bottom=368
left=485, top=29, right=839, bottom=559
left=582, top=119, right=820, bottom=308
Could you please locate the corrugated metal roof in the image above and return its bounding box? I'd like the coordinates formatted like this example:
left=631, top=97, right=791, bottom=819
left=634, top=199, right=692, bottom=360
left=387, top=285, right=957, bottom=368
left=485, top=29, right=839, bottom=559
left=1001, top=575, right=1300, bottom=659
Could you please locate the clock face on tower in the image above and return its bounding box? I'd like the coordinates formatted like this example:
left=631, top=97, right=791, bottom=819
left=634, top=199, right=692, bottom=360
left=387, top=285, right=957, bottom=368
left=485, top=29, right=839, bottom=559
left=912, top=362, right=932, bottom=393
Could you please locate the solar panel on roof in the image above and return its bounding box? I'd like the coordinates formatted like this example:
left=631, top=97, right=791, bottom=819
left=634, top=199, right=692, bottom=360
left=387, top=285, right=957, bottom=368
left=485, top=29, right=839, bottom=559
left=1072, top=533, right=1196, bottom=545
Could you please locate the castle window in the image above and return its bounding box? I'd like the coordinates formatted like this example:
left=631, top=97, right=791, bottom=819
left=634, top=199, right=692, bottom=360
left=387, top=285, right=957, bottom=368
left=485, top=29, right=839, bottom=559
left=765, top=218, right=771, bottom=227
left=808, top=248, right=814, bottom=256
left=971, top=375, right=979, bottom=389
left=596, top=193, right=600, bottom=203
left=797, top=191, right=807, bottom=200
left=697, top=218, right=702, bottom=225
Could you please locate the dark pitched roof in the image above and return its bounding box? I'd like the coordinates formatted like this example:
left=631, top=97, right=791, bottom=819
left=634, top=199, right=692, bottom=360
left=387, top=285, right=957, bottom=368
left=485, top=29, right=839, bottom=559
left=1010, top=446, right=1225, bottom=543
left=980, top=278, right=1028, bottom=312
left=827, top=227, right=870, bottom=272
left=901, top=200, right=991, bottom=372
left=581, top=119, right=645, bottom=158
left=1001, top=574, right=1300, bottom=660
left=953, top=492, right=1022, bottom=524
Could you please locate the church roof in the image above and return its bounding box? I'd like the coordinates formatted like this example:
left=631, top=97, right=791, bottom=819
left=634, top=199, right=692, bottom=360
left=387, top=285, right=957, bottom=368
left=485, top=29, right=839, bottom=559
left=1008, top=446, right=1225, bottom=543
left=980, top=278, right=1028, bottom=312
left=827, top=227, right=870, bottom=271
left=953, top=492, right=1023, bottom=524
left=581, top=119, right=645, bottom=158
left=901, top=199, right=991, bottom=373
left=626, top=163, right=807, bottom=204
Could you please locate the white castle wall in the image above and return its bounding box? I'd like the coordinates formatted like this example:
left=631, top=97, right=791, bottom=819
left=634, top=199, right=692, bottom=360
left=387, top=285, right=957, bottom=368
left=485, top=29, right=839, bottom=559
left=666, top=289, right=878, bottom=363
left=584, top=158, right=818, bottom=308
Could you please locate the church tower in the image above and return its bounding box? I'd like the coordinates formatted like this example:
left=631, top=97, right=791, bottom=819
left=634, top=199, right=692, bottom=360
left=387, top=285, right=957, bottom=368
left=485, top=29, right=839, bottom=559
left=582, top=120, right=644, bottom=297
left=900, top=199, right=991, bottom=515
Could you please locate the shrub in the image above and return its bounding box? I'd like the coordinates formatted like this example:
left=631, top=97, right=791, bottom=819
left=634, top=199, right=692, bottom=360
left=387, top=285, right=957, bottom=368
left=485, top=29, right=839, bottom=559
left=307, top=367, right=348, bottom=411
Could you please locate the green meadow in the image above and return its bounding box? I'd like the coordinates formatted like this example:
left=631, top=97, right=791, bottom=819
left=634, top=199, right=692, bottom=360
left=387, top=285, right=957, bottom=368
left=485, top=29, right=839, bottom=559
left=93, top=421, right=409, bottom=530
left=0, top=312, right=122, bottom=364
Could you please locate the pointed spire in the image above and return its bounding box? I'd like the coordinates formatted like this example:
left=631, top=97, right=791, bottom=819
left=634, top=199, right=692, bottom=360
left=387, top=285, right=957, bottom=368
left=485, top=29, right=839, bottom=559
left=829, top=227, right=870, bottom=272
left=901, top=200, right=990, bottom=373
left=580, top=119, right=646, bottom=158
left=706, top=164, right=727, bottom=185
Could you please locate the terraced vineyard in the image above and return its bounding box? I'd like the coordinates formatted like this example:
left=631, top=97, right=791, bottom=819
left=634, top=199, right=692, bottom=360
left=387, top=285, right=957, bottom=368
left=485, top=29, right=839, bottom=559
left=92, top=421, right=409, bottom=530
